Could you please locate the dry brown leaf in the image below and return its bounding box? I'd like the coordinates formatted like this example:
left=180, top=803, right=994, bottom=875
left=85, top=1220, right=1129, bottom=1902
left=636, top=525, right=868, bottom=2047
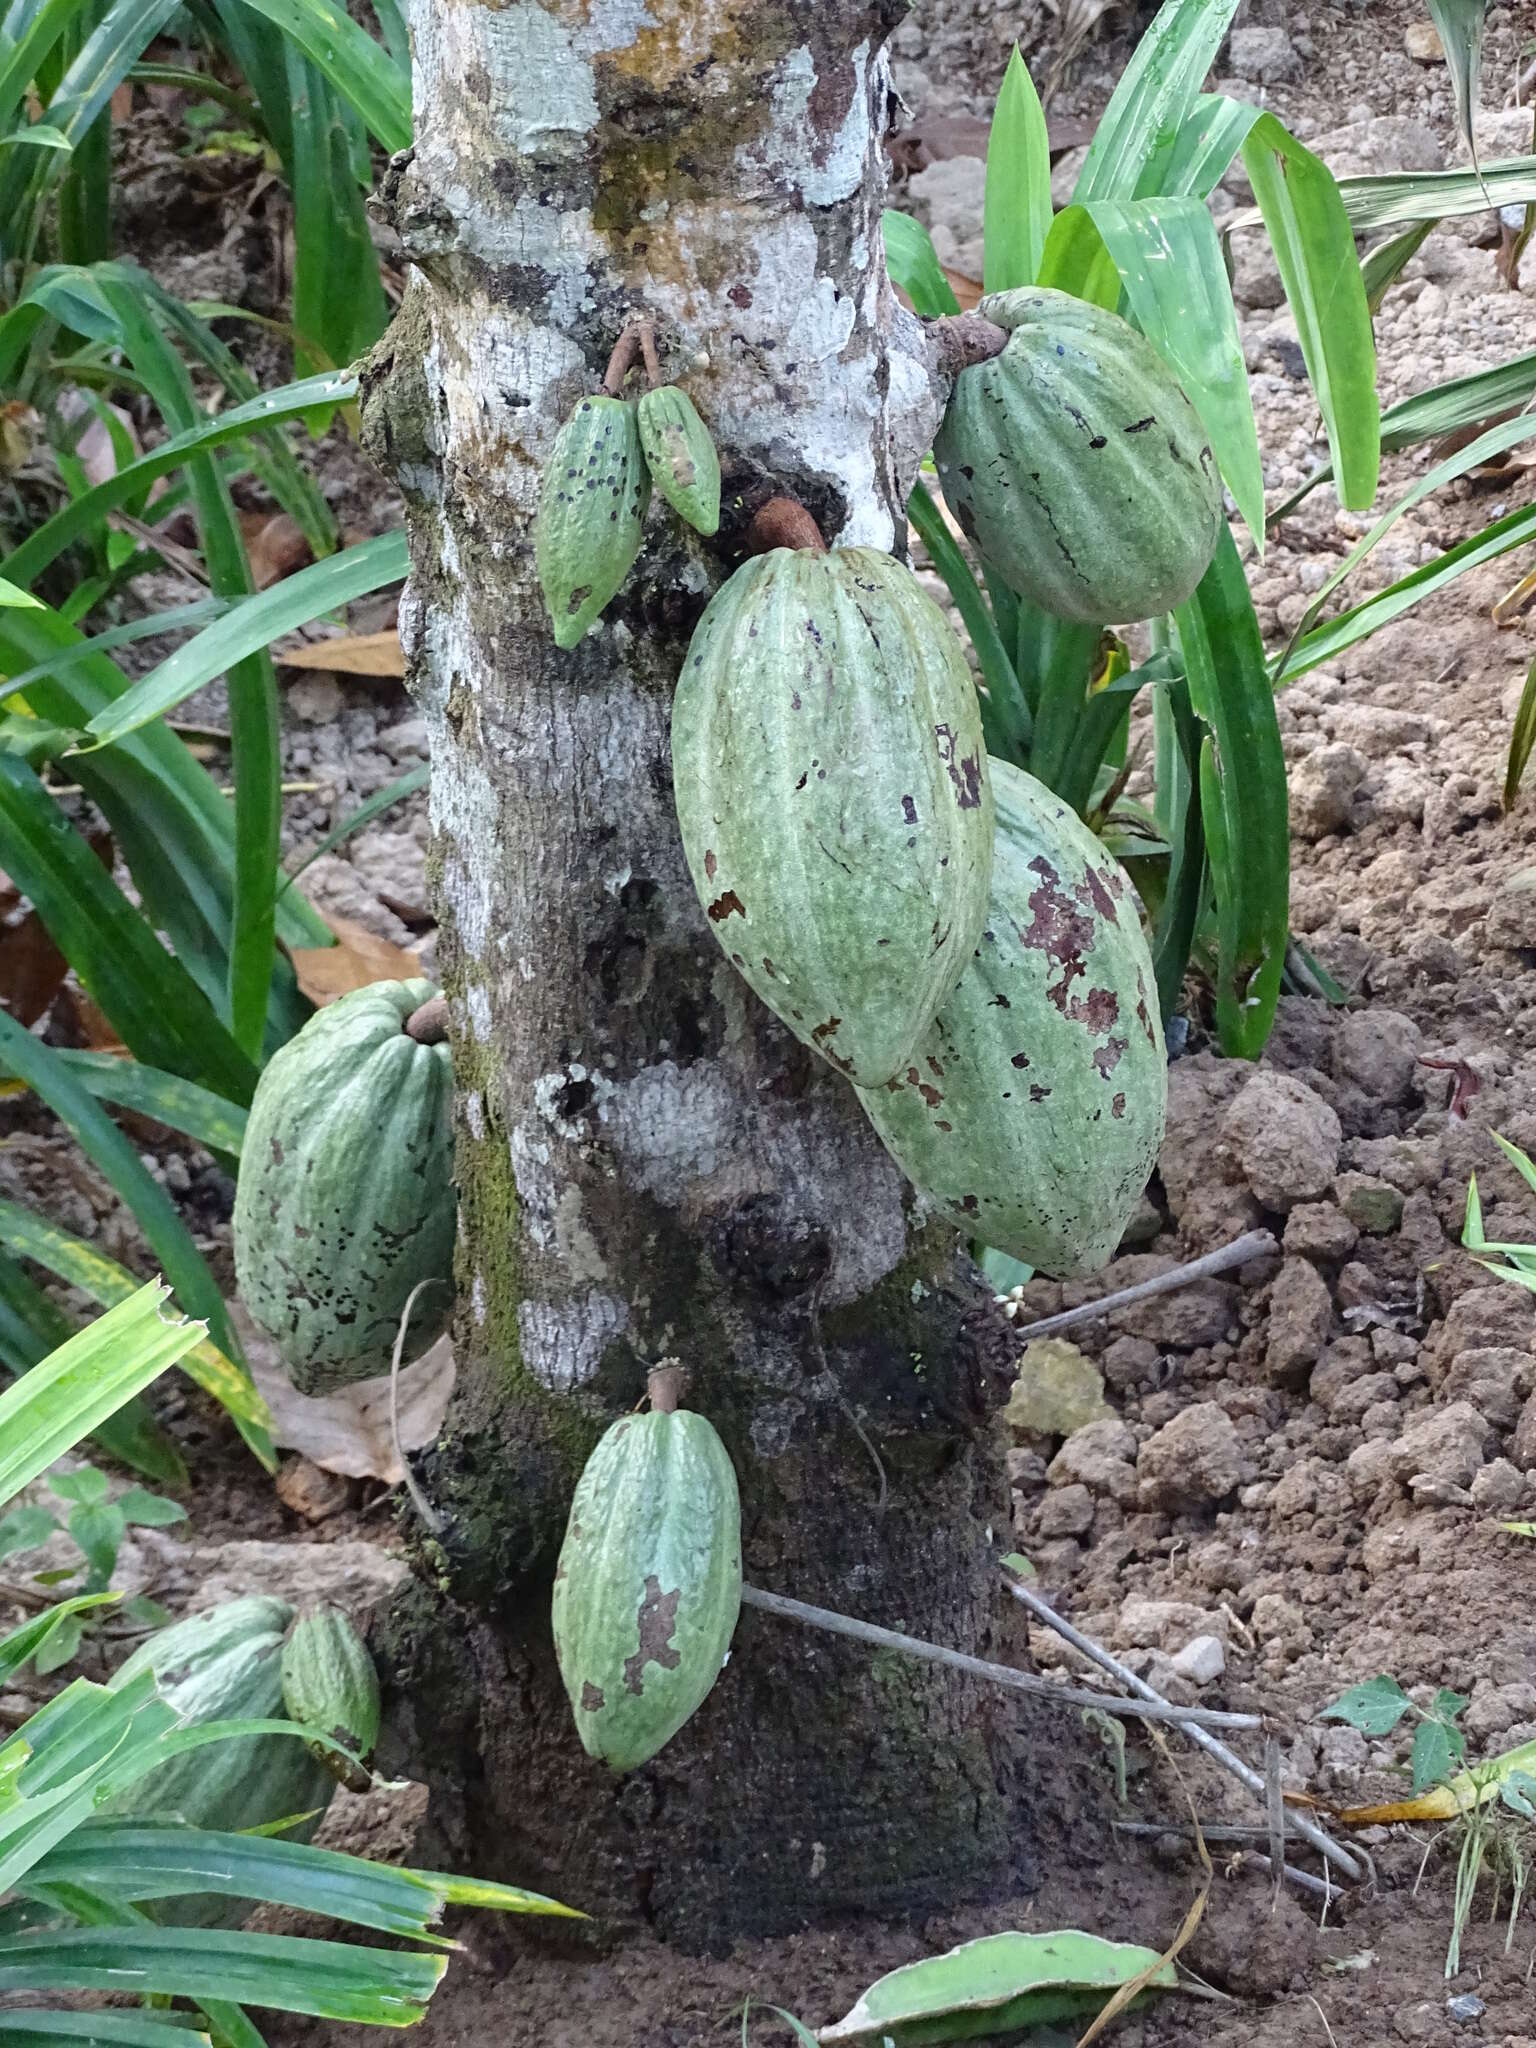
left=0, top=909, right=68, bottom=1027
left=291, top=912, right=421, bottom=1004
left=942, top=265, right=983, bottom=311
left=277, top=630, right=406, bottom=678
left=243, top=1320, right=456, bottom=1483
left=274, top=1454, right=355, bottom=1523
left=49, top=984, right=128, bottom=1054
left=240, top=510, right=311, bottom=590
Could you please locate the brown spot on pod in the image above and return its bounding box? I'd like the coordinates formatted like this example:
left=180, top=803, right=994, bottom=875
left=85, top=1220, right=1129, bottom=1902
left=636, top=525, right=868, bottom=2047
left=580, top=1681, right=606, bottom=1713
left=622, top=1576, right=682, bottom=1696
left=1092, top=1036, right=1128, bottom=1078
left=708, top=889, right=746, bottom=922
left=1111, top=1093, right=1127, bottom=1119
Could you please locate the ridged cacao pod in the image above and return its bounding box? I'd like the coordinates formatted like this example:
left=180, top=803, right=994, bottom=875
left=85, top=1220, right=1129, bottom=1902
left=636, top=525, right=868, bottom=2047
left=934, top=287, right=1222, bottom=624
left=672, top=546, right=995, bottom=1087
left=281, top=1606, right=382, bottom=1792
left=233, top=978, right=455, bottom=1393
left=638, top=385, right=721, bottom=536
left=551, top=1383, right=741, bottom=1772
left=108, top=1596, right=337, bottom=1924
left=857, top=758, right=1167, bottom=1275
left=535, top=394, right=651, bottom=648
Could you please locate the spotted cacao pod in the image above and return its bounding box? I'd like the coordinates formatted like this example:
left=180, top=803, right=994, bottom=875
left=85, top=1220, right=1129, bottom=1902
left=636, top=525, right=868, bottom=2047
left=638, top=385, right=721, bottom=536
left=535, top=394, right=651, bottom=648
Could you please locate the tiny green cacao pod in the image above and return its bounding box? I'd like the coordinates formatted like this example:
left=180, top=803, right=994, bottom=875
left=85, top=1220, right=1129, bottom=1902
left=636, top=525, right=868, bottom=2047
left=637, top=385, right=721, bottom=536
left=535, top=394, right=652, bottom=648
left=551, top=1375, right=741, bottom=1772
left=281, top=1606, right=382, bottom=1792
left=232, top=978, right=455, bottom=1393
left=857, top=757, right=1167, bottom=1276
left=671, top=546, right=995, bottom=1087
left=934, top=287, right=1222, bottom=624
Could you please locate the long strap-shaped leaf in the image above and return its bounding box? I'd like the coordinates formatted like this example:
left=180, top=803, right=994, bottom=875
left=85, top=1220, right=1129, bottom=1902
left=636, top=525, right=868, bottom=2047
left=1073, top=0, right=1241, bottom=203
left=80, top=529, right=410, bottom=748
left=982, top=46, right=1051, bottom=293
left=1172, top=526, right=1288, bottom=1058
left=0, top=2012, right=212, bottom=2044
left=233, top=0, right=410, bottom=153
left=0, top=754, right=258, bottom=1101
left=0, top=1049, right=247, bottom=1155
left=905, top=482, right=1030, bottom=757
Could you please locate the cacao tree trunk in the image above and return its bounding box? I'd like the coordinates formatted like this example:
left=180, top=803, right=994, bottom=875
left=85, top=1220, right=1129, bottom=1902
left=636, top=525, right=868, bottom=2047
left=361, top=0, right=1054, bottom=1948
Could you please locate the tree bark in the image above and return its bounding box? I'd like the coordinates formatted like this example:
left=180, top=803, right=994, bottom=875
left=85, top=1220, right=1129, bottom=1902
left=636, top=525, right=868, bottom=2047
left=360, top=0, right=1057, bottom=1948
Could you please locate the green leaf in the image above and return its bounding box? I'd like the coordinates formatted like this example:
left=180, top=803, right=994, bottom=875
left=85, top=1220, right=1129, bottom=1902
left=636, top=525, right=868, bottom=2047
left=286, top=57, right=387, bottom=375
left=0, top=2015, right=209, bottom=2045
left=1035, top=205, right=1120, bottom=307
left=3, top=124, right=74, bottom=150
left=818, top=1929, right=1177, bottom=2045
left=0, top=1200, right=273, bottom=1470
left=0, top=1505, right=61, bottom=1557
left=0, top=1051, right=247, bottom=1158
left=1241, top=113, right=1380, bottom=511
left=983, top=46, right=1051, bottom=293
left=1172, top=526, right=1289, bottom=1058
left=1277, top=499, right=1536, bottom=685
left=881, top=211, right=959, bottom=318
left=1150, top=663, right=1205, bottom=1024
left=0, top=1594, right=119, bottom=1683
left=278, top=764, right=427, bottom=900
left=1360, top=220, right=1437, bottom=315
left=905, top=483, right=1030, bottom=759
left=1073, top=0, right=1241, bottom=204
left=231, top=0, right=410, bottom=153
left=0, top=1924, right=446, bottom=2025
left=1320, top=1674, right=1414, bottom=1737
left=1411, top=1715, right=1455, bottom=1794
left=1427, top=0, right=1486, bottom=183
left=81, top=530, right=408, bottom=750
left=66, top=1499, right=124, bottom=1583
left=0, top=1284, right=201, bottom=1511
left=0, top=755, right=258, bottom=1103
left=1334, top=157, right=1536, bottom=233
left=977, top=1247, right=1033, bottom=1295
left=1137, top=93, right=1261, bottom=198
left=0, top=578, right=45, bottom=608
left=47, top=1467, right=109, bottom=1505
left=33, top=1611, right=86, bottom=1676
left=1077, top=194, right=1264, bottom=541
left=1505, top=655, right=1536, bottom=812
left=113, top=1487, right=185, bottom=1527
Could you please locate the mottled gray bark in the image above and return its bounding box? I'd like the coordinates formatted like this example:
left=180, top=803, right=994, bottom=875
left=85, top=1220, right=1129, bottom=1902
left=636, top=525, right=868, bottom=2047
left=361, top=0, right=1062, bottom=1946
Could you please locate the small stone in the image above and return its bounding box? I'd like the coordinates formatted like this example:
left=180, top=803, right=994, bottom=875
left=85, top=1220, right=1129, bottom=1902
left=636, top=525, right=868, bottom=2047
left=1486, top=871, right=1536, bottom=952
left=1288, top=744, right=1367, bottom=840
left=1227, top=24, right=1300, bottom=82
left=1004, top=1338, right=1110, bottom=1439
left=1034, top=1483, right=1094, bottom=1538
left=1006, top=1447, right=1048, bottom=1493
left=1171, top=1635, right=1226, bottom=1686
left=287, top=673, right=345, bottom=724
left=1137, top=1402, right=1242, bottom=1514
left=1222, top=1071, right=1342, bottom=1212
left=1334, top=1009, right=1422, bottom=1104
left=1117, top=1595, right=1227, bottom=1651
left=1334, top=1173, right=1405, bottom=1235
left=1049, top=1418, right=1139, bottom=1502
left=378, top=716, right=429, bottom=759
left=1512, top=1392, right=1536, bottom=1469
left=1305, top=114, right=1442, bottom=182
left=1447, top=1995, right=1485, bottom=2025
left=1388, top=1402, right=1492, bottom=1494
left=1404, top=19, right=1443, bottom=61
left=1249, top=1591, right=1304, bottom=1644
left=1441, top=1348, right=1534, bottom=1434
left=1283, top=1202, right=1360, bottom=1263
left=1471, top=1458, right=1526, bottom=1512
left=1102, top=1334, right=1161, bottom=1393
left=1266, top=1257, right=1334, bottom=1388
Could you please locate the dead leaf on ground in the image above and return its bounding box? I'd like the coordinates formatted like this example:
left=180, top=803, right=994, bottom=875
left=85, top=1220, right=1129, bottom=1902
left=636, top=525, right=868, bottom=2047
left=274, top=1454, right=356, bottom=1523
left=886, top=111, right=1094, bottom=176
left=291, top=912, right=421, bottom=1004
left=49, top=984, right=128, bottom=1054
left=241, top=1315, right=456, bottom=1483
left=0, top=910, right=69, bottom=1027
left=277, top=630, right=405, bottom=678
left=240, top=510, right=311, bottom=590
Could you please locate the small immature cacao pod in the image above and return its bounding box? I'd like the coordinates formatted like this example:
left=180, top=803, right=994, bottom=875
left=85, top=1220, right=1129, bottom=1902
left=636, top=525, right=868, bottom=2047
left=637, top=385, right=721, bottom=536
left=281, top=1605, right=382, bottom=1792
left=535, top=394, right=651, bottom=648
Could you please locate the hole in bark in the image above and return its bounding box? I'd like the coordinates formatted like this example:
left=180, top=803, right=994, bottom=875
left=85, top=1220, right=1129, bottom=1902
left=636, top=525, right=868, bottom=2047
left=554, top=1076, right=594, bottom=1121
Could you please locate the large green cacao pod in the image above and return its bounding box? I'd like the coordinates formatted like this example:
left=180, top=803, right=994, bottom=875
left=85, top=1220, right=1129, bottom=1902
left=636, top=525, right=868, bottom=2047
left=637, top=385, right=721, bottom=536
left=233, top=978, right=455, bottom=1393
left=857, top=759, right=1167, bottom=1275
left=281, top=1606, right=381, bottom=1791
left=672, top=547, right=995, bottom=1087
left=108, top=1596, right=337, bottom=1925
left=535, top=394, right=651, bottom=648
left=551, top=1398, right=742, bottom=1772
left=934, top=287, right=1222, bottom=624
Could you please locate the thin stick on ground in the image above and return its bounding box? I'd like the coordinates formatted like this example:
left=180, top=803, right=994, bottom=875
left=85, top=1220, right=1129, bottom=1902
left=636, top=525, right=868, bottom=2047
left=1007, top=1228, right=1276, bottom=1342
left=1003, top=1571, right=1367, bottom=1886
left=739, top=1584, right=1262, bottom=1731
left=1113, top=1822, right=1335, bottom=1901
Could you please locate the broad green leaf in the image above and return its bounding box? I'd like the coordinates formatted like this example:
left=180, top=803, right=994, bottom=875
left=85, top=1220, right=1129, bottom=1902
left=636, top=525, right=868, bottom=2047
left=1034, top=205, right=1120, bottom=307
left=113, top=1487, right=185, bottom=1527
left=0, top=1050, right=246, bottom=1157
left=1278, top=499, right=1536, bottom=685
left=232, top=0, right=410, bottom=153
left=983, top=46, right=1051, bottom=293
left=0, top=1285, right=200, bottom=1509
left=0, top=1200, right=273, bottom=1468
left=1334, top=157, right=1536, bottom=232
left=1411, top=1715, right=1456, bottom=1793
left=881, top=211, right=959, bottom=318
left=1506, top=656, right=1536, bottom=812
left=1320, top=1674, right=1413, bottom=1737
left=1137, top=93, right=1261, bottom=198
left=0, top=578, right=44, bottom=607
left=1078, top=194, right=1264, bottom=541
left=1427, top=0, right=1486, bottom=180
left=1074, top=0, right=1240, bottom=203
left=33, top=1611, right=86, bottom=1676
left=82, top=530, right=409, bottom=748
left=906, top=483, right=1030, bottom=759
left=1150, top=664, right=1206, bottom=1024
left=47, top=1468, right=108, bottom=1505
left=0, top=1506, right=61, bottom=1557
left=1173, top=525, right=1289, bottom=1058
left=818, top=1930, right=1177, bottom=2045
left=0, top=756, right=258, bottom=1102
left=1242, top=113, right=1379, bottom=510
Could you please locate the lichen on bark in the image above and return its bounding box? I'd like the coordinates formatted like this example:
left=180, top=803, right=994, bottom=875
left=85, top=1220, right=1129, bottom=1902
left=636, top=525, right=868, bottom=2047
left=360, top=0, right=1073, bottom=1946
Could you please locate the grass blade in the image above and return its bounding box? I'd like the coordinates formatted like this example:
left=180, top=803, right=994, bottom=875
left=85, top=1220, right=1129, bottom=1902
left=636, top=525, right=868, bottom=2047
left=231, top=0, right=409, bottom=153
left=0, top=1283, right=200, bottom=1510
left=983, top=45, right=1052, bottom=293
left=1035, top=204, right=1121, bottom=307
left=0, top=755, right=258, bottom=1101
left=286, top=56, right=387, bottom=374
left=279, top=763, right=427, bottom=897
left=0, top=1200, right=272, bottom=1467
left=1505, top=655, right=1536, bottom=811
left=81, top=530, right=408, bottom=749
left=1150, top=665, right=1206, bottom=1022
left=0, top=2014, right=211, bottom=2044
left=1427, top=0, right=1486, bottom=182
left=1242, top=112, right=1379, bottom=510
left=1079, top=194, right=1264, bottom=540
left=0, top=1051, right=247, bottom=1156
left=881, top=211, right=959, bottom=317
left=1334, top=157, right=1536, bottom=232
left=906, top=482, right=1030, bottom=757
left=1361, top=219, right=1438, bottom=314
left=1173, top=524, right=1289, bottom=1056
left=1073, top=0, right=1241, bottom=203
left=1138, top=92, right=1260, bottom=199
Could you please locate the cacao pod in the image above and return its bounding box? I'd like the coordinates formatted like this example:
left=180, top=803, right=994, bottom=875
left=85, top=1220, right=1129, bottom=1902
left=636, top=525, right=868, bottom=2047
left=108, top=1596, right=337, bottom=1924
left=934, top=287, right=1222, bottom=624
left=672, top=546, right=994, bottom=1087
left=535, top=394, right=651, bottom=648
left=637, top=385, right=721, bottom=536
left=857, top=758, right=1167, bottom=1275
left=551, top=1384, right=741, bottom=1772
left=233, top=978, right=455, bottom=1393
left=281, top=1605, right=382, bottom=1792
